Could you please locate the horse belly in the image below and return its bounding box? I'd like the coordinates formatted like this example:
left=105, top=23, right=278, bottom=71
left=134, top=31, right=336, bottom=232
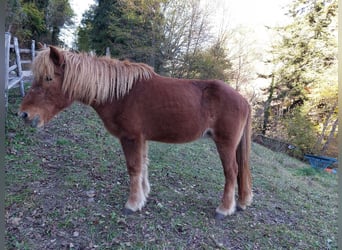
left=143, top=101, right=206, bottom=143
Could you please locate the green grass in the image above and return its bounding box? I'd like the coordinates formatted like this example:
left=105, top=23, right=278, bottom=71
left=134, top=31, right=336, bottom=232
left=5, top=86, right=338, bottom=249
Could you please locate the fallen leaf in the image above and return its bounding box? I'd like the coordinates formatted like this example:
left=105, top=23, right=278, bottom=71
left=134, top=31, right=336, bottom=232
left=10, top=217, right=21, bottom=226
left=86, top=190, right=96, bottom=198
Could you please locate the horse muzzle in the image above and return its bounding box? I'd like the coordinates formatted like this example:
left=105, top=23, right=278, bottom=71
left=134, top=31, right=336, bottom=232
left=18, top=111, right=41, bottom=128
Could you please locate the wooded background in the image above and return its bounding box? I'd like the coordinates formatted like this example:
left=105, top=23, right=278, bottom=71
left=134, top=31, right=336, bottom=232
left=5, top=0, right=338, bottom=157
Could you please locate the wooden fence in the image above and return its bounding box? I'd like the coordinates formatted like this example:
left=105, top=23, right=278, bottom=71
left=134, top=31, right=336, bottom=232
left=253, top=134, right=296, bottom=153
left=5, top=32, right=35, bottom=108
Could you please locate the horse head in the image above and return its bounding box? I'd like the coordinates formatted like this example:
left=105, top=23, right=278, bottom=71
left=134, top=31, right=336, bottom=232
left=18, top=46, right=73, bottom=127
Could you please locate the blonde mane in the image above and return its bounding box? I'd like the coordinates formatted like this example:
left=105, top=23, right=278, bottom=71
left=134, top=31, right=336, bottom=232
left=32, top=48, right=155, bottom=104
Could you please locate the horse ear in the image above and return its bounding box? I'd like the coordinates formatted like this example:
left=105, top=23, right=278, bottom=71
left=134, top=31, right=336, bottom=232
left=37, top=42, right=44, bottom=49
left=49, top=46, right=64, bottom=66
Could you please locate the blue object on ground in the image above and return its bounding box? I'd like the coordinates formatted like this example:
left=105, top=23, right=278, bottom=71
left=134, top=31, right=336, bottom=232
left=304, top=154, right=337, bottom=171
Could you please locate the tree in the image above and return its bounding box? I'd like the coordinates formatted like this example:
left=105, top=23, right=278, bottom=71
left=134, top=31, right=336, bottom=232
left=160, top=0, right=213, bottom=77
left=271, top=0, right=337, bottom=113
left=184, top=37, right=232, bottom=80
left=6, top=0, right=46, bottom=44
left=308, top=70, right=338, bottom=154
left=261, top=0, right=337, bottom=155
left=122, top=0, right=166, bottom=70
left=78, top=0, right=165, bottom=70
left=77, top=5, right=96, bottom=52
left=46, top=0, right=75, bottom=45
left=225, top=26, right=261, bottom=92
left=77, top=0, right=233, bottom=80
left=5, top=0, right=74, bottom=45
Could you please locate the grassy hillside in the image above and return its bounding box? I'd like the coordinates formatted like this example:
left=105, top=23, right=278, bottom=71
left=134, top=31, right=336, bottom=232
left=5, top=87, right=338, bottom=249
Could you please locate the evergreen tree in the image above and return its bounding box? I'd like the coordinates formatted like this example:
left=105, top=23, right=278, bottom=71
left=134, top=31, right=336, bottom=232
left=271, top=0, right=337, bottom=114
left=77, top=5, right=96, bottom=52
left=78, top=0, right=165, bottom=70
left=5, top=0, right=74, bottom=45
left=77, top=0, right=232, bottom=78
left=45, top=0, right=75, bottom=45
left=262, top=0, right=337, bottom=155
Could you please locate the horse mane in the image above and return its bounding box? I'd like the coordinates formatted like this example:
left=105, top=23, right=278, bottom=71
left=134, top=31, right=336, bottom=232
left=32, top=48, right=155, bottom=104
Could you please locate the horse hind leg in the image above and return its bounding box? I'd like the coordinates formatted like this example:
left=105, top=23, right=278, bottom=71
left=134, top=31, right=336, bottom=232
left=214, top=142, right=238, bottom=219
left=236, top=114, right=253, bottom=210
left=120, top=137, right=147, bottom=214
left=236, top=138, right=253, bottom=210
left=142, top=142, right=151, bottom=197
left=236, top=161, right=253, bottom=210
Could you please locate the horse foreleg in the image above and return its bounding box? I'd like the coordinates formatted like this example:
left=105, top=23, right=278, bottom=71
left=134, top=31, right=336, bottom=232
left=215, top=142, right=238, bottom=219
left=120, top=137, right=147, bottom=213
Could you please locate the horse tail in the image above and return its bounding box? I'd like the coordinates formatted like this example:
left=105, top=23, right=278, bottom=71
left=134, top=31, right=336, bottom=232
left=236, top=104, right=253, bottom=209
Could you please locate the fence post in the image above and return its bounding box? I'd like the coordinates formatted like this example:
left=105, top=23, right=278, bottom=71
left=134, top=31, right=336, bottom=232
left=106, top=47, right=110, bottom=57
left=31, top=40, right=35, bottom=60
left=5, top=32, right=11, bottom=110
left=13, top=37, right=25, bottom=97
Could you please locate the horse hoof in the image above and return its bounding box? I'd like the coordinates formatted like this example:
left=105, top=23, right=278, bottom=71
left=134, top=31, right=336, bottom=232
left=122, top=207, right=135, bottom=215
left=236, top=205, right=245, bottom=212
left=215, top=212, right=226, bottom=220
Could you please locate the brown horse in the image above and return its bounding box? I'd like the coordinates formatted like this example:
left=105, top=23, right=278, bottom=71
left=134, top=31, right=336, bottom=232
left=19, top=46, right=252, bottom=219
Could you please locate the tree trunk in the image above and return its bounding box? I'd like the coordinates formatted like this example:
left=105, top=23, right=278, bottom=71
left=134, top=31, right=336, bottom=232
left=321, top=118, right=338, bottom=154
left=51, top=26, right=60, bottom=45
left=262, top=75, right=275, bottom=135
left=314, top=100, right=337, bottom=152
